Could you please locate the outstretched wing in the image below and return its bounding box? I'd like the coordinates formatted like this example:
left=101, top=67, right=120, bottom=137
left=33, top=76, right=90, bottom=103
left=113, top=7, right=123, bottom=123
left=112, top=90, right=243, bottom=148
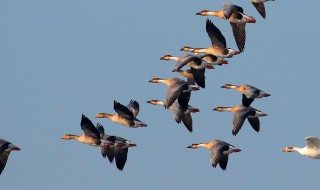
left=305, top=137, right=320, bottom=149
left=80, top=114, right=100, bottom=138
left=127, top=99, right=140, bottom=118
left=114, top=101, right=134, bottom=120
left=252, top=2, right=266, bottom=19
left=232, top=108, right=255, bottom=136
left=206, top=19, right=227, bottom=48
left=164, top=82, right=188, bottom=109
left=247, top=117, right=260, bottom=132
left=223, top=3, right=243, bottom=19
left=0, top=152, right=10, bottom=175
left=173, top=54, right=202, bottom=72
left=230, top=22, right=246, bottom=53
left=115, top=148, right=129, bottom=171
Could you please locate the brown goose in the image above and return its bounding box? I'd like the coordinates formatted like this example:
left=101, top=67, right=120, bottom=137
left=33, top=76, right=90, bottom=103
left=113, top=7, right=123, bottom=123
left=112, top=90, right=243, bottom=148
left=221, top=84, right=270, bottom=107
left=148, top=77, right=200, bottom=109
left=196, top=3, right=256, bottom=52
left=160, top=54, right=211, bottom=88
left=213, top=105, right=268, bottom=136
left=147, top=94, right=199, bottom=132
left=179, top=47, right=229, bottom=65
left=95, top=100, right=147, bottom=128
left=187, top=139, right=241, bottom=170
left=61, top=114, right=115, bottom=147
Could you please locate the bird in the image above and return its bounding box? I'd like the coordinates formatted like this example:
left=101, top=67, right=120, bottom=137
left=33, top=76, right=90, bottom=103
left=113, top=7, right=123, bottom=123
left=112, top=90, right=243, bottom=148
left=249, top=0, right=275, bottom=19
left=61, top=114, right=115, bottom=147
left=96, top=123, right=137, bottom=170
left=221, top=84, right=271, bottom=107
left=147, top=97, right=200, bottom=132
left=181, top=19, right=240, bottom=58
left=213, top=105, right=268, bottom=136
left=0, top=138, right=20, bottom=175
left=160, top=54, right=212, bottom=88
left=282, top=137, right=320, bottom=159
left=196, top=3, right=256, bottom=52
left=148, top=77, right=200, bottom=109
left=160, top=54, right=214, bottom=70
left=187, top=139, right=241, bottom=170
left=94, top=100, right=147, bottom=128
left=180, top=46, right=229, bottom=65
left=197, top=53, right=228, bottom=66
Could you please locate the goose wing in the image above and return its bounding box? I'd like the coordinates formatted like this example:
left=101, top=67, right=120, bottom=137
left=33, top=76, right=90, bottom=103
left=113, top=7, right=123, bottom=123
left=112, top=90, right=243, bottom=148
left=305, top=137, right=320, bottom=149
left=252, top=2, right=266, bottom=19
left=173, top=54, right=202, bottom=72
left=232, top=107, right=256, bottom=135
left=100, top=146, right=116, bottom=163
left=210, top=141, right=230, bottom=169
left=190, top=67, right=205, bottom=89
left=230, top=22, right=246, bottom=52
left=95, top=123, right=105, bottom=138
left=114, top=101, right=134, bottom=120
left=171, top=101, right=185, bottom=124
left=181, top=113, right=193, bottom=132
left=0, top=152, right=10, bottom=175
left=206, top=19, right=227, bottom=48
left=80, top=114, right=100, bottom=138
left=127, top=99, right=140, bottom=118
left=115, top=148, right=128, bottom=171
left=223, top=3, right=244, bottom=19
left=164, top=82, right=188, bottom=109
left=247, top=117, right=260, bottom=132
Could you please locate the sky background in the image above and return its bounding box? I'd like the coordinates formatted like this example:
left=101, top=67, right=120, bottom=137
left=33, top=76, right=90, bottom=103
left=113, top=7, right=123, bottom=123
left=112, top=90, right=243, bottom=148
left=1, top=0, right=319, bottom=189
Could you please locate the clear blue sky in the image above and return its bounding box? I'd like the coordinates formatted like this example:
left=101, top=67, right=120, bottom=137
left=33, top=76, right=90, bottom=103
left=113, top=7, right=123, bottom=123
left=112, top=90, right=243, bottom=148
left=1, top=0, right=319, bottom=189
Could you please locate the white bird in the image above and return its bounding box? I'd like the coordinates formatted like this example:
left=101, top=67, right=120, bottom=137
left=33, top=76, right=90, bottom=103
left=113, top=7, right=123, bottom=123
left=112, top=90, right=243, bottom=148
left=282, top=137, right=320, bottom=159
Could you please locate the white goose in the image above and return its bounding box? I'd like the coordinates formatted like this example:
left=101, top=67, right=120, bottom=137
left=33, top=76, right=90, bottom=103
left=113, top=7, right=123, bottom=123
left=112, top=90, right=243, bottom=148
left=282, top=137, right=320, bottom=159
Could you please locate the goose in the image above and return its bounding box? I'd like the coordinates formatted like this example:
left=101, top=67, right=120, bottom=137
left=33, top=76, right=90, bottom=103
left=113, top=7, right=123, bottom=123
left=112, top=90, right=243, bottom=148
left=182, top=19, right=240, bottom=58
left=179, top=46, right=229, bottom=65
left=196, top=3, right=256, bottom=52
left=0, top=139, right=20, bottom=175
left=187, top=139, right=241, bottom=170
left=160, top=54, right=213, bottom=88
left=61, top=114, right=115, bottom=147
left=147, top=95, right=199, bottom=132
left=213, top=105, right=268, bottom=136
left=221, top=84, right=270, bottom=107
left=149, top=77, right=200, bottom=109
left=250, top=0, right=275, bottom=19
left=160, top=54, right=214, bottom=70
left=197, top=53, right=228, bottom=66
left=282, top=137, right=320, bottom=159
left=95, top=100, right=147, bottom=128
left=96, top=123, right=137, bottom=170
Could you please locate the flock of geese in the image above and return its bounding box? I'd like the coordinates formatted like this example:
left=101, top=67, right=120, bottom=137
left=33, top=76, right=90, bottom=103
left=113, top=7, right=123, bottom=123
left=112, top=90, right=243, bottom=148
left=1, top=0, right=320, bottom=176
